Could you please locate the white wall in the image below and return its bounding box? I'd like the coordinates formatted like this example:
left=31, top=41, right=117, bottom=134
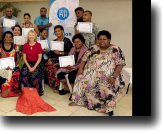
left=12, top=0, right=132, bottom=68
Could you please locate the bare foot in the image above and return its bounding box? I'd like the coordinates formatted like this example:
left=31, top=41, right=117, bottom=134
left=68, top=102, right=78, bottom=106
left=54, top=89, right=59, bottom=93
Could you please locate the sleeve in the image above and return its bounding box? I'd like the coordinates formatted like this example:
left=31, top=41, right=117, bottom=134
left=63, top=38, right=73, bottom=56
left=113, top=46, right=126, bottom=66
left=37, top=43, right=43, bottom=54
left=34, top=17, right=39, bottom=26
left=94, top=24, right=99, bottom=39
left=15, top=18, right=19, bottom=25
left=22, top=43, right=26, bottom=54
left=46, top=40, right=50, bottom=52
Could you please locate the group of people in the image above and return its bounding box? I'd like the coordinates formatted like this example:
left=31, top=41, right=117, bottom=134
left=0, top=6, right=126, bottom=116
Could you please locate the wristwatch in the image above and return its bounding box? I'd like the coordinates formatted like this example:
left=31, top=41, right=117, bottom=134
left=111, top=76, right=116, bottom=79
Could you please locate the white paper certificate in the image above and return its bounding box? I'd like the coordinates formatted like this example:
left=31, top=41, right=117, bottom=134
left=38, top=40, right=49, bottom=49
left=0, top=57, right=15, bottom=69
left=78, top=22, right=93, bottom=33
left=22, top=28, right=34, bottom=36
left=3, top=18, right=16, bottom=28
left=59, top=55, right=75, bottom=67
left=14, top=36, right=26, bottom=45
left=50, top=41, right=64, bottom=51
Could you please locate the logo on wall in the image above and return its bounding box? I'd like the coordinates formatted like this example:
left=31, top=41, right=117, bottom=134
left=57, top=7, right=69, bottom=20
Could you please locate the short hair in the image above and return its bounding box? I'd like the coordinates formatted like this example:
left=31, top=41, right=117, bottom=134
left=54, top=25, right=64, bottom=31
left=75, top=7, right=84, bottom=13
left=24, top=13, right=31, bottom=18
left=39, top=28, right=47, bottom=33
left=2, top=31, right=13, bottom=43
left=84, top=10, right=92, bottom=16
left=40, top=7, right=47, bottom=12
left=97, top=30, right=111, bottom=40
left=12, top=25, right=22, bottom=34
left=27, top=30, right=38, bottom=42
left=5, top=7, right=12, bottom=12
left=72, top=34, right=85, bottom=44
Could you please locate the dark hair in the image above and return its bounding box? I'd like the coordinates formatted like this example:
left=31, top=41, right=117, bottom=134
left=72, top=34, right=85, bottom=44
left=75, top=7, right=84, bottom=13
left=84, top=10, right=92, bottom=16
left=40, top=28, right=47, bottom=33
left=54, top=25, right=64, bottom=31
left=97, top=30, right=111, bottom=40
left=2, top=31, right=14, bottom=43
left=24, top=13, right=31, bottom=18
left=40, top=7, right=47, bottom=12
left=12, top=25, right=22, bottom=34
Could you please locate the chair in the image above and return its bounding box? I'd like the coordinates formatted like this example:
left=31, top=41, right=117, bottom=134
left=59, top=74, right=72, bottom=93
left=122, top=68, right=132, bottom=94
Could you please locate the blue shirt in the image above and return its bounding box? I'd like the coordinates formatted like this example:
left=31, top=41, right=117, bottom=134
left=0, top=15, right=19, bottom=33
left=34, top=16, right=49, bottom=32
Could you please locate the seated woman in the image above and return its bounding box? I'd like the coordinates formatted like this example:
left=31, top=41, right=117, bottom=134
left=45, top=25, right=73, bottom=93
left=56, top=34, right=88, bottom=96
left=68, top=30, right=126, bottom=116
left=39, top=28, right=50, bottom=64
left=20, top=13, right=39, bottom=36
left=0, top=31, right=20, bottom=97
left=12, top=25, right=23, bottom=69
left=20, top=30, right=44, bottom=96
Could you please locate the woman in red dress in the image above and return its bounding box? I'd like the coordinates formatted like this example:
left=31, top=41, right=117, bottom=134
left=0, top=31, right=20, bottom=97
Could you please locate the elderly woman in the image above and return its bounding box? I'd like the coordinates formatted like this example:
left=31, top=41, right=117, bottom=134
left=20, top=13, right=39, bottom=36
left=0, top=31, right=20, bottom=97
left=45, top=25, right=73, bottom=93
left=69, top=30, right=126, bottom=116
left=20, top=30, right=44, bottom=96
left=56, top=34, right=88, bottom=96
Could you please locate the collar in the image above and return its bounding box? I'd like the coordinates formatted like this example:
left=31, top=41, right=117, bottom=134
left=39, top=16, right=48, bottom=20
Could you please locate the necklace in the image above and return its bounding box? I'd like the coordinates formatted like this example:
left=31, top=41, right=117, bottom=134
left=31, top=46, right=32, bottom=50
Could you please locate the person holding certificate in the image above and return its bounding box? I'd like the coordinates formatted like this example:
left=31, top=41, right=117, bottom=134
left=45, top=25, right=73, bottom=93
left=20, top=30, right=44, bottom=96
left=0, top=31, right=20, bottom=97
left=20, top=13, right=39, bottom=36
left=75, top=10, right=99, bottom=48
left=0, top=7, right=19, bottom=34
left=56, top=34, right=88, bottom=96
left=68, top=30, right=126, bottom=116
left=12, top=25, right=24, bottom=69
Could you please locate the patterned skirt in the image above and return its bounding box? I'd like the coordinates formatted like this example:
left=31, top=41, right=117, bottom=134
left=20, top=61, right=45, bottom=95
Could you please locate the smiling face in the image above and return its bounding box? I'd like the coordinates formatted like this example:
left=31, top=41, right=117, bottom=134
left=13, top=27, right=21, bottom=36
left=40, top=30, right=48, bottom=39
left=74, top=38, right=83, bottom=50
left=24, top=15, right=31, bottom=23
left=28, top=32, right=36, bottom=42
left=98, top=35, right=110, bottom=49
left=4, top=33, right=13, bottom=44
left=54, top=28, right=64, bottom=38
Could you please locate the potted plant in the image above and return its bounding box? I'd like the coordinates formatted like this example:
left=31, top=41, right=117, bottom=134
left=0, top=3, right=21, bottom=17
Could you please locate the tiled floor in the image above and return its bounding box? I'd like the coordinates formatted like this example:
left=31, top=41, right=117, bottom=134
left=0, top=84, right=132, bottom=116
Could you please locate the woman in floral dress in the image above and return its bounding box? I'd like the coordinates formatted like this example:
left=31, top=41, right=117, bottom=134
left=69, top=30, right=126, bottom=116
left=0, top=31, right=20, bottom=97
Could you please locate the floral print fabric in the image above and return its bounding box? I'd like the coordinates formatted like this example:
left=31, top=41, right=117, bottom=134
left=71, top=44, right=126, bottom=114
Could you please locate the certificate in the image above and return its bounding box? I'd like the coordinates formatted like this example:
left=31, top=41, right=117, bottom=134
left=14, top=36, right=26, bottom=45
left=22, top=28, right=34, bottom=36
left=0, top=57, right=15, bottom=69
left=3, top=18, right=16, bottom=28
left=50, top=41, right=64, bottom=51
left=78, top=22, right=93, bottom=33
left=38, top=40, right=49, bottom=49
left=59, top=55, right=75, bottom=67
left=66, top=20, right=76, bottom=28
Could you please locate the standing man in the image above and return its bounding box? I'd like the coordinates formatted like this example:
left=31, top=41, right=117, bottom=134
left=0, top=7, right=19, bottom=34
left=75, top=10, right=99, bottom=48
left=74, top=7, right=84, bottom=23
left=34, top=7, right=52, bottom=35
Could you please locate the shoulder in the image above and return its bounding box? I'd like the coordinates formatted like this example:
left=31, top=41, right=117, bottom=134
left=36, top=42, right=41, bottom=46
left=93, top=23, right=99, bottom=28
left=34, top=16, right=40, bottom=20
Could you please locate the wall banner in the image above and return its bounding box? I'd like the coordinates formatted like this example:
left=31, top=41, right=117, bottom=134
left=49, top=0, right=79, bottom=41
